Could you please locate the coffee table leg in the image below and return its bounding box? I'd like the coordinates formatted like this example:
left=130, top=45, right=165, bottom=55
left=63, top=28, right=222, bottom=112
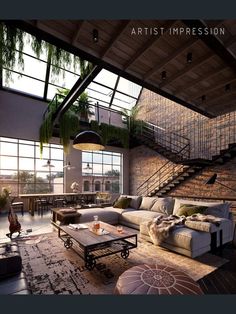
left=85, top=254, right=96, bottom=270
left=64, top=237, right=73, bottom=249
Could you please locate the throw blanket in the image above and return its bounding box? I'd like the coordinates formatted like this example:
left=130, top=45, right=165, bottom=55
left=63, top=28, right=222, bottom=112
left=185, top=213, right=221, bottom=226
left=147, top=214, right=186, bottom=245
left=147, top=214, right=222, bottom=246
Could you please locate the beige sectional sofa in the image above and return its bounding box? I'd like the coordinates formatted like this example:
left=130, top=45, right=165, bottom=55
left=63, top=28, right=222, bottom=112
left=76, top=195, right=234, bottom=258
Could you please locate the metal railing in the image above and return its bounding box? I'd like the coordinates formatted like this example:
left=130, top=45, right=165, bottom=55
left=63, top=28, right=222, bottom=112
left=134, top=120, right=190, bottom=160
left=137, top=144, right=190, bottom=196
left=43, top=93, right=129, bottom=129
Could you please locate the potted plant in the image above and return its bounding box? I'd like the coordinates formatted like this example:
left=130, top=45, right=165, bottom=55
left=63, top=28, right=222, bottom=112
left=0, top=187, right=11, bottom=213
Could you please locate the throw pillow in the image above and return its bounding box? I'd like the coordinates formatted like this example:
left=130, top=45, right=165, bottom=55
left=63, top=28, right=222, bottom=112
left=121, top=195, right=142, bottom=209
left=205, top=202, right=230, bottom=219
left=150, top=197, right=175, bottom=215
left=139, top=197, right=158, bottom=210
left=113, top=197, right=132, bottom=209
left=175, top=204, right=208, bottom=217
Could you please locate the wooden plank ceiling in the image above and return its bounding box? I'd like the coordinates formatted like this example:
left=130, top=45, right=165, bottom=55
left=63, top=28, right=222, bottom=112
left=17, top=20, right=236, bottom=117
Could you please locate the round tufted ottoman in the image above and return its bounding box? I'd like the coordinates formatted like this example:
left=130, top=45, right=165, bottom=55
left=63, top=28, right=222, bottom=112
left=114, top=264, right=204, bottom=295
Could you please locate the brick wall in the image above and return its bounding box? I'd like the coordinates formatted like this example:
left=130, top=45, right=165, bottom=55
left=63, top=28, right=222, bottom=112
left=129, top=145, right=172, bottom=195
left=129, top=88, right=236, bottom=200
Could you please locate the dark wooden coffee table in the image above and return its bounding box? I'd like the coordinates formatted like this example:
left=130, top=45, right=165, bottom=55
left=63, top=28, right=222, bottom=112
left=58, top=222, right=138, bottom=270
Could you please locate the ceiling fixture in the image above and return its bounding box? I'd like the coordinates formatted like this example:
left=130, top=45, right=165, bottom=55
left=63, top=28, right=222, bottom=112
left=161, top=71, right=166, bottom=80
left=83, top=163, right=92, bottom=171
left=187, top=52, right=192, bottom=63
left=225, top=83, right=231, bottom=92
left=73, top=130, right=105, bottom=151
left=42, top=160, right=55, bottom=168
left=63, top=161, right=75, bottom=170
left=93, top=29, right=99, bottom=43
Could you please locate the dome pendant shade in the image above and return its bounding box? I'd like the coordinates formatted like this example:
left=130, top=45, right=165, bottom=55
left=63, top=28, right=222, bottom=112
left=73, top=131, right=104, bottom=151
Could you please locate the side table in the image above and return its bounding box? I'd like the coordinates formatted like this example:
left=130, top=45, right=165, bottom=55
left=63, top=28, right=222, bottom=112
left=51, top=208, right=80, bottom=227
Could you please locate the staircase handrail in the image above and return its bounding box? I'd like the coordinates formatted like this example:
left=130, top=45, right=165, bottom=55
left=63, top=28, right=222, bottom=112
left=137, top=120, right=190, bottom=159
left=137, top=143, right=190, bottom=195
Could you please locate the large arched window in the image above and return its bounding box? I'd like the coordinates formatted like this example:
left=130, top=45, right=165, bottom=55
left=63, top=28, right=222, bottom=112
left=83, top=180, right=90, bottom=192
left=94, top=181, right=101, bottom=191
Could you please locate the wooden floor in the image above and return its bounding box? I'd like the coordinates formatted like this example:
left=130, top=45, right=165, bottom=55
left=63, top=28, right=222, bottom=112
left=198, top=244, right=236, bottom=294
left=0, top=211, right=236, bottom=294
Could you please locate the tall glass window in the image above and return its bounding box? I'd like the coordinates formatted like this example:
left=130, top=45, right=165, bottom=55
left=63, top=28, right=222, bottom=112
left=0, top=137, right=64, bottom=195
left=82, top=150, right=122, bottom=193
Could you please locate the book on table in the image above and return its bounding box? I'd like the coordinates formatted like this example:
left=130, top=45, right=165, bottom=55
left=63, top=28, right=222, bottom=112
left=68, top=223, right=88, bottom=230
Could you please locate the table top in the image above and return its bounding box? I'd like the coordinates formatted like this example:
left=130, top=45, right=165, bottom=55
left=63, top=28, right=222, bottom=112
left=19, top=192, right=96, bottom=197
left=60, top=221, right=137, bottom=248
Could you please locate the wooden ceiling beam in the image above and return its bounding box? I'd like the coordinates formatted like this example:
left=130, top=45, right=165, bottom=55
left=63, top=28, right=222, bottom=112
left=124, top=20, right=176, bottom=70
left=199, top=90, right=236, bottom=109
left=182, top=20, right=236, bottom=75
left=71, top=21, right=85, bottom=45
left=144, top=37, right=198, bottom=80
left=159, top=52, right=213, bottom=88
left=101, top=20, right=131, bottom=59
left=4, top=20, right=215, bottom=118
left=191, top=77, right=236, bottom=101
left=174, top=65, right=227, bottom=96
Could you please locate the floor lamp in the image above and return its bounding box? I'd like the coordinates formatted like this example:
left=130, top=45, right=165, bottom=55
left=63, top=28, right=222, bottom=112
left=205, top=173, right=236, bottom=193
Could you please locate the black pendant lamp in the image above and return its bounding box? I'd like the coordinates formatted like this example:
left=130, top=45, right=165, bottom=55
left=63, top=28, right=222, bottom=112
left=73, top=130, right=104, bottom=151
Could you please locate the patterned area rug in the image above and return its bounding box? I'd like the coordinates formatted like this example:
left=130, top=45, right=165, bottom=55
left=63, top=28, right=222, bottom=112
left=17, top=232, right=228, bottom=295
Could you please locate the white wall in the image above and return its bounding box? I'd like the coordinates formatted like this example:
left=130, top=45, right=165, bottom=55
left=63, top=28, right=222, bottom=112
left=0, top=90, right=47, bottom=141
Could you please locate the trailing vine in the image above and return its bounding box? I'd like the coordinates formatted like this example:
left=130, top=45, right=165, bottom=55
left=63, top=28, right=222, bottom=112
left=0, top=21, right=93, bottom=84
left=0, top=22, right=25, bottom=83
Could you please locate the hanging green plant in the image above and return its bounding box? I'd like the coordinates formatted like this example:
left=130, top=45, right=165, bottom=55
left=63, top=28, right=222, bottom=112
left=0, top=22, right=25, bottom=83
left=59, top=111, right=80, bottom=154
left=0, top=22, right=93, bottom=85
left=39, top=111, right=54, bottom=155
left=92, top=123, right=129, bottom=149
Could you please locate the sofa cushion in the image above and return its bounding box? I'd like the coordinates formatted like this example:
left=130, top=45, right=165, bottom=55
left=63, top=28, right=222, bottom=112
left=120, top=210, right=162, bottom=227
left=175, top=204, right=208, bottom=217
left=121, top=195, right=142, bottom=210
left=113, top=197, right=132, bottom=209
left=173, top=199, right=229, bottom=218
left=205, top=202, right=231, bottom=219
left=150, top=197, right=175, bottom=215
left=77, top=208, right=119, bottom=224
left=140, top=222, right=211, bottom=251
left=139, top=197, right=158, bottom=210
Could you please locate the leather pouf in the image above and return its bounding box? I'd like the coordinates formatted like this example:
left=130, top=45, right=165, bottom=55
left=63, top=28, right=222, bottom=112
left=114, top=264, right=204, bottom=295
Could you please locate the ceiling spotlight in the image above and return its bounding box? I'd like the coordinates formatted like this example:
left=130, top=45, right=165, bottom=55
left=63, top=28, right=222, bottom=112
left=161, top=71, right=166, bottom=80
left=201, top=95, right=206, bottom=102
left=187, top=52, right=192, bottom=63
left=93, top=29, right=99, bottom=43
left=225, top=83, right=231, bottom=92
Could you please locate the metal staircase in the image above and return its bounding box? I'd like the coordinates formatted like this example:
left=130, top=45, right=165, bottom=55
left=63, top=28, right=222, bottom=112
left=134, top=120, right=236, bottom=197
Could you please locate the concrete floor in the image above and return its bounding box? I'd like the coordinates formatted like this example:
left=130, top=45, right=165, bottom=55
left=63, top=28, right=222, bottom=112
left=0, top=211, right=55, bottom=243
